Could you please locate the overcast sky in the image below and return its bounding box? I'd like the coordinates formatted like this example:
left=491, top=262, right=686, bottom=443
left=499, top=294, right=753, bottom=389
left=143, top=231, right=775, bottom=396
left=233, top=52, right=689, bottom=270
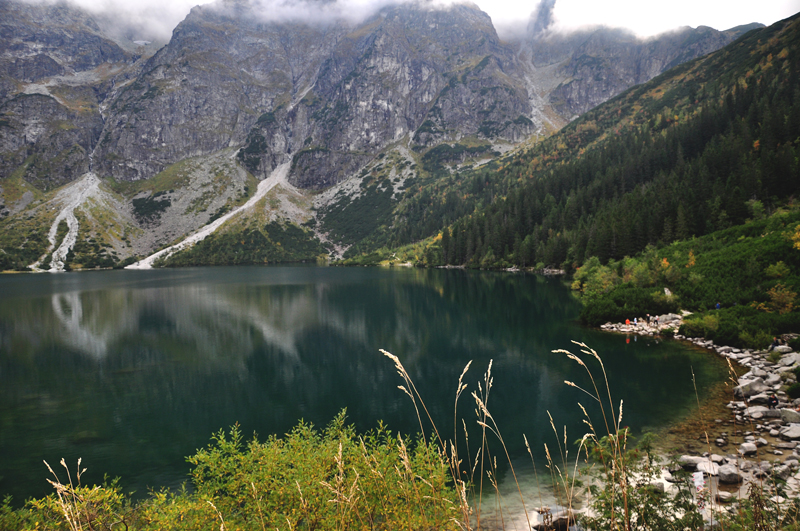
left=47, top=0, right=800, bottom=40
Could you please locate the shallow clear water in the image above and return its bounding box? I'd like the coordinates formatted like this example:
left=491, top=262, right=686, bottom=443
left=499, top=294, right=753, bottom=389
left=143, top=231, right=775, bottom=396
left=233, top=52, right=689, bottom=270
left=0, top=266, right=726, bottom=504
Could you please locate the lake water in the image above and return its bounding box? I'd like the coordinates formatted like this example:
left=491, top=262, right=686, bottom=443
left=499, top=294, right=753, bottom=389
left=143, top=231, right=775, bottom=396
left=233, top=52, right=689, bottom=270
left=0, top=266, right=726, bottom=506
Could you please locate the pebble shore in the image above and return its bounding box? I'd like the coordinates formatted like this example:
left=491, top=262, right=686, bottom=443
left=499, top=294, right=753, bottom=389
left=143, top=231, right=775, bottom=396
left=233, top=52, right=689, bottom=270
left=600, top=312, right=800, bottom=511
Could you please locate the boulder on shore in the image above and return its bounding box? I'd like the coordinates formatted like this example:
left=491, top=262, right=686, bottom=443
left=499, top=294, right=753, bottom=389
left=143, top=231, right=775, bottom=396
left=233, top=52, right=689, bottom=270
left=781, top=424, right=800, bottom=440
left=697, top=460, right=719, bottom=475
left=678, top=455, right=704, bottom=469
left=782, top=409, right=800, bottom=424
left=739, top=442, right=758, bottom=455
left=734, top=378, right=770, bottom=399
left=718, top=464, right=743, bottom=484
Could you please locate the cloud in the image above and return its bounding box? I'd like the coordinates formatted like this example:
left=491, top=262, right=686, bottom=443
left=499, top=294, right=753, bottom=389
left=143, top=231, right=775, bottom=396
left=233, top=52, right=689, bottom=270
left=204, top=0, right=487, bottom=27
left=205, top=0, right=401, bottom=26
left=528, top=0, right=556, bottom=36
left=17, top=0, right=800, bottom=43
left=18, top=0, right=215, bottom=42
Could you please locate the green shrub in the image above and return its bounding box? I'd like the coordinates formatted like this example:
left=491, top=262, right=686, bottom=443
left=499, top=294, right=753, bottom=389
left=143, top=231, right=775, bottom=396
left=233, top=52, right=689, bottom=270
left=788, top=383, right=800, bottom=399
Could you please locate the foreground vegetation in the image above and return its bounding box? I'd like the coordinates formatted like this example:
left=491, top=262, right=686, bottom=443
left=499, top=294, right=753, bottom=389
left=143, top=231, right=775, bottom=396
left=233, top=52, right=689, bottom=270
left=1, top=411, right=459, bottom=530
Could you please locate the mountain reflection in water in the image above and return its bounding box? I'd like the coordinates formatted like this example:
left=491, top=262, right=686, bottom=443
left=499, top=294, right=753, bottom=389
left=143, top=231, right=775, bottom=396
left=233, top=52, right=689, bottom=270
left=0, top=266, right=726, bottom=504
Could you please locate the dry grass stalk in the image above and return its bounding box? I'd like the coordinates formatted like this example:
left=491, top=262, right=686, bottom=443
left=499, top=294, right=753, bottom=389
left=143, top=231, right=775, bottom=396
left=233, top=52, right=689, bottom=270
left=43, top=458, right=91, bottom=531
left=556, top=341, right=632, bottom=530
left=206, top=499, right=227, bottom=531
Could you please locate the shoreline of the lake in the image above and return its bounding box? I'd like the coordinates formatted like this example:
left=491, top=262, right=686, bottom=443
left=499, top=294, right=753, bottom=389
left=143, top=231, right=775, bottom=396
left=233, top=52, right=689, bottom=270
left=598, top=315, right=800, bottom=505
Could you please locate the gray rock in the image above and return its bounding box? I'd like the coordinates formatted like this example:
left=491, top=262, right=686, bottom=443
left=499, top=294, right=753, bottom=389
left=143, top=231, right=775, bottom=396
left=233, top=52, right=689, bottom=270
left=781, top=353, right=800, bottom=366
left=757, top=438, right=769, bottom=447
left=697, top=460, right=719, bottom=475
left=734, top=378, right=770, bottom=398
left=782, top=424, right=800, bottom=440
left=748, top=395, right=770, bottom=406
left=659, top=313, right=681, bottom=323
left=717, top=491, right=734, bottom=502
left=739, top=442, right=758, bottom=455
left=781, top=409, right=800, bottom=424
left=766, top=373, right=782, bottom=385
left=678, top=455, right=704, bottom=469
left=776, top=345, right=793, bottom=354
left=718, top=464, right=742, bottom=484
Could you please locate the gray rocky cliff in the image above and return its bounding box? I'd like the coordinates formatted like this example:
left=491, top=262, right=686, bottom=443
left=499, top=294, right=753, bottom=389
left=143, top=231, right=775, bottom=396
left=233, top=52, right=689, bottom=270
left=0, top=0, right=138, bottom=189
left=94, top=0, right=536, bottom=188
left=0, top=93, right=103, bottom=190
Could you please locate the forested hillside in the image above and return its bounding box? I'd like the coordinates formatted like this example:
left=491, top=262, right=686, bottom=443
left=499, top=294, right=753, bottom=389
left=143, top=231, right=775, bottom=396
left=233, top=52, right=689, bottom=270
left=352, top=13, right=800, bottom=270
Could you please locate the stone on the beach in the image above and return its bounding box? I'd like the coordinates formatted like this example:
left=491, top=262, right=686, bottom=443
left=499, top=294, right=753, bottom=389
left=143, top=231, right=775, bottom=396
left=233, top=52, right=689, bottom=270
left=678, top=455, right=704, bottom=469
left=781, top=353, right=800, bottom=366
left=757, top=438, right=769, bottom=447
left=739, top=442, right=758, bottom=455
left=734, top=378, right=770, bottom=399
left=781, top=424, right=800, bottom=440
left=715, top=438, right=727, bottom=447
left=660, top=313, right=681, bottom=323
left=696, top=460, right=719, bottom=475
left=748, top=395, right=770, bottom=406
left=711, top=454, right=725, bottom=463
left=718, top=464, right=742, bottom=484
left=782, top=409, right=800, bottom=424
left=766, top=373, right=782, bottom=385
left=717, top=491, right=734, bottom=502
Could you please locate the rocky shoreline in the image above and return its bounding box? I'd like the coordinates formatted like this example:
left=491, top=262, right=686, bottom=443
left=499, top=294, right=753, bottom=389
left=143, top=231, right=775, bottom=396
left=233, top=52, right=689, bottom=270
left=600, top=313, right=800, bottom=511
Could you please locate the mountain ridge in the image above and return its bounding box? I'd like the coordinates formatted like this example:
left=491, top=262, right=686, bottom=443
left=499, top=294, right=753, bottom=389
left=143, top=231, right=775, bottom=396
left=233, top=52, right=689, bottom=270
left=0, top=0, right=775, bottom=271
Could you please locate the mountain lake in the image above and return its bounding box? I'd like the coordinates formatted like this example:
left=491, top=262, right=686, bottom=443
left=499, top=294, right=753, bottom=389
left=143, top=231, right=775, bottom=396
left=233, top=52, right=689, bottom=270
left=0, top=266, right=728, bottom=511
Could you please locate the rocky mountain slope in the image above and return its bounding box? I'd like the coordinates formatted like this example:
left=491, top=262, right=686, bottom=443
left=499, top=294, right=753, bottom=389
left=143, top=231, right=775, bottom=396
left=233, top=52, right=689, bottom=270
left=0, top=0, right=767, bottom=270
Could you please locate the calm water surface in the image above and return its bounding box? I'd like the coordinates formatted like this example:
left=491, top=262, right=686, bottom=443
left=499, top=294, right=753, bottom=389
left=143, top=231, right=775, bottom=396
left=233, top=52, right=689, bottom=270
left=0, top=266, right=726, bottom=503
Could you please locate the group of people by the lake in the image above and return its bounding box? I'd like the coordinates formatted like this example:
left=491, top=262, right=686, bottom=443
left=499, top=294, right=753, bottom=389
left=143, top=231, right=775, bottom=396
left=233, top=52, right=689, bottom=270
left=624, top=314, right=660, bottom=327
